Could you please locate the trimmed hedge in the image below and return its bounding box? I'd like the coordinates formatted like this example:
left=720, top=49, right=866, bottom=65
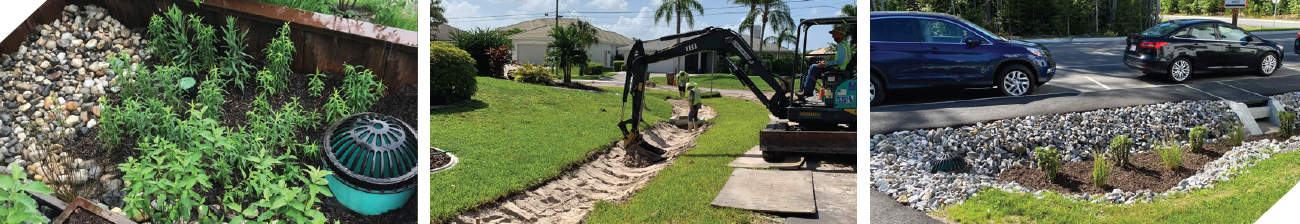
left=581, top=62, right=608, bottom=76
left=612, top=60, right=625, bottom=72
left=431, top=41, right=477, bottom=105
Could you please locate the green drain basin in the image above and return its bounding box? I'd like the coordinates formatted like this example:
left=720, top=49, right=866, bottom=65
left=322, top=113, right=417, bottom=215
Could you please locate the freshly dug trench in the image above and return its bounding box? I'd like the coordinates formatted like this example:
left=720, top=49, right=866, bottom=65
left=453, top=102, right=713, bottom=224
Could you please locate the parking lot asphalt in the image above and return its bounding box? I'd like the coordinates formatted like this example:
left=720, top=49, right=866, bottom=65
left=869, top=32, right=1300, bottom=135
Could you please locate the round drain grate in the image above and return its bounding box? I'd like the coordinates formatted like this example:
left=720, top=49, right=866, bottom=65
left=322, top=112, right=418, bottom=191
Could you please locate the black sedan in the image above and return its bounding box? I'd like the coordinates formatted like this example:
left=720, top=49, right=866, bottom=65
left=1125, top=19, right=1284, bottom=83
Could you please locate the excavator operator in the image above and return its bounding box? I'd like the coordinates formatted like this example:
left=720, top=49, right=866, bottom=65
left=800, top=28, right=853, bottom=98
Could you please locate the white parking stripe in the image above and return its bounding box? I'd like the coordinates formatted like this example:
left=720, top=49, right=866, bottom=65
left=1084, top=76, right=1112, bottom=90
left=1183, top=84, right=1225, bottom=100
left=1216, top=81, right=1268, bottom=98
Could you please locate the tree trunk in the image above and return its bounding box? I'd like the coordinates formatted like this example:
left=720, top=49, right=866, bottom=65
left=676, top=14, right=683, bottom=73
left=749, top=6, right=757, bottom=49
left=760, top=8, right=768, bottom=53
left=563, top=56, right=571, bottom=85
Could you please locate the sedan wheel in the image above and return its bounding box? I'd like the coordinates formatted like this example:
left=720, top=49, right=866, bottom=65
left=1259, top=53, right=1278, bottom=76
left=1169, top=58, right=1191, bottom=83
left=998, top=65, right=1034, bottom=96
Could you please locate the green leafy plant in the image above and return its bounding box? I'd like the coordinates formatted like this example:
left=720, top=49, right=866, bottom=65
left=341, top=64, right=386, bottom=112
left=225, top=156, right=331, bottom=223
left=245, top=95, right=320, bottom=159
left=196, top=69, right=226, bottom=119
left=612, top=60, right=625, bottom=71
left=261, top=22, right=295, bottom=95
left=119, top=64, right=184, bottom=106
left=0, top=163, right=54, bottom=224
left=430, top=41, right=477, bottom=105
left=1108, top=135, right=1134, bottom=167
left=1282, top=111, right=1297, bottom=137
left=307, top=69, right=326, bottom=97
left=1155, top=136, right=1185, bottom=171
left=97, top=98, right=181, bottom=148
left=120, top=137, right=216, bottom=223
left=450, top=27, right=517, bottom=76
left=219, top=16, right=256, bottom=90
left=1092, top=153, right=1111, bottom=187
left=322, top=89, right=350, bottom=122
left=1229, top=123, right=1245, bottom=147
left=1034, top=146, right=1061, bottom=181
left=192, top=15, right=218, bottom=71
left=581, top=61, right=608, bottom=76
left=1189, top=126, right=1209, bottom=153
left=148, top=5, right=191, bottom=66
left=511, top=63, right=553, bottom=85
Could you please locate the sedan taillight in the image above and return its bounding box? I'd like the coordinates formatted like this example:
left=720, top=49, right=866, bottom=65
left=1139, top=41, right=1168, bottom=49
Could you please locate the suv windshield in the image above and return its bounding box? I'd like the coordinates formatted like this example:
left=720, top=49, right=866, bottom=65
left=956, top=17, right=1005, bottom=42
left=1141, top=22, right=1182, bottom=37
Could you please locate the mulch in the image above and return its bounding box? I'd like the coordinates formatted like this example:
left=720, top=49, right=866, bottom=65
left=998, top=133, right=1284, bottom=194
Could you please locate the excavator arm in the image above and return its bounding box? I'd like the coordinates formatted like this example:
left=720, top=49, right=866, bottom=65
left=618, top=27, right=794, bottom=139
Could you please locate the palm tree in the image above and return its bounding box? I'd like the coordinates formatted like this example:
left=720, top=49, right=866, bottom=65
left=756, top=0, right=793, bottom=53
left=431, top=0, right=447, bottom=39
left=734, top=0, right=761, bottom=50
left=841, top=4, right=856, bottom=16
left=764, top=28, right=796, bottom=49
left=655, top=0, right=704, bottom=72
left=547, top=21, right=600, bottom=85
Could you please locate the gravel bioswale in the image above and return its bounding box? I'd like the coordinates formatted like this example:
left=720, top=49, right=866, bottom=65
left=0, top=4, right=143, bottom=208
left=870, top=100, right=1242, bottom=211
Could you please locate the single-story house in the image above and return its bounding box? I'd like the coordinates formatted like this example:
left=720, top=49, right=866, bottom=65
left=617, top=33, right=791, bottom=74
left=499, top=18, right=634, bottom=67
left=432, top=23, right=462, bottom=42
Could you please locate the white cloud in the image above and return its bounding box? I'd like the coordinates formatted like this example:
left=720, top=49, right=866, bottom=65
left=587, top=0, right=628, bottom=10
left=599, top=6, right=714, bottom=41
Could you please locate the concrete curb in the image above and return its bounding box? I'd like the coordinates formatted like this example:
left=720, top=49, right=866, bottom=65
left=1024, top=30, right=1300, bottom=44
left=1228, top=101, right=1264, bottom=135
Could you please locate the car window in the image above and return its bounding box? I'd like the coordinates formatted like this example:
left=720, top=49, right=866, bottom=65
left=1141, top=22, right=1182, bottom=37
left=1184, top=24, right=1218, bottom=40
left=1216, top=25, right=1250, bottom=41
left=871, top=18, right=920, bottom=42
left=919, top=19, right=968, bottom=43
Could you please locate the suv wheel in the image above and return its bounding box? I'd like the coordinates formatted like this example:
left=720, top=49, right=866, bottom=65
left=870, top=75, right=883, bottom=106
left=998, top=65, right=1034, bottom=97
left=1168, top=58, right=1192, bottom=83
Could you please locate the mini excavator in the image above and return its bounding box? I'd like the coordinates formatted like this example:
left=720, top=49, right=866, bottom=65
left=618, top=17, right=857, bottom=162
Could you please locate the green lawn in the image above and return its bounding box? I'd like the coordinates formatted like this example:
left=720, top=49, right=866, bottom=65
left=428, top=77, right=674, bottom=222
left=650, top=73, right=780, bottom=92
left=939, top=149, right=1300, bottom=223
left=586, top=95, right=772, bottom=223
left=571, top=72, right=619, bottom=80
left=1242, top=26, right=1300, bottom=32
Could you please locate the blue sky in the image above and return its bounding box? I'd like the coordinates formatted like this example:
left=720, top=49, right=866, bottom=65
left=441, top=0, right=855, bottom=50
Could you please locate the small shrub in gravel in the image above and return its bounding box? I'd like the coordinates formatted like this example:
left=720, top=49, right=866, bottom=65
left=1189, top=126, right=1208, bottom=153
left=1155, top=137, right=1184, bottom=171
left=1109, top=135, right=1134, bottom=167
left=1034, top=146, right=1061, bottom=181
left=1092, top=153, right=1111, bottom=187
left=1228, top=123, right=1245, bottom=147
left=1282, top=111, right=1297, bottom=137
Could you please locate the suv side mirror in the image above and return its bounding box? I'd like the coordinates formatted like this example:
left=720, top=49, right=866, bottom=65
left=1244, top=36, right=1255, bottom=42
left=964, top=36, right=983, bottom=46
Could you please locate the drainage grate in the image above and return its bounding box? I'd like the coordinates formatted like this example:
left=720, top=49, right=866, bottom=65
left=323, top=112, right=418, bottom=191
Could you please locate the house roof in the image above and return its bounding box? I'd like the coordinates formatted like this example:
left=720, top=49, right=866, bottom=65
left=499, top=18, right=634, bottom=46
left=616, top=33, right=792, bottom=53
left=432, top=23, right=462, bottom=42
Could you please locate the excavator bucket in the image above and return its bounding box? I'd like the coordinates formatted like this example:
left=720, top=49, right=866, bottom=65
left=623, top=132, right=667, bottom=165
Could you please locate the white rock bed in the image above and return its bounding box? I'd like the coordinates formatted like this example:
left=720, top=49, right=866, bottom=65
left=870, top=100, right=1246, bottom=211
left=1275, top=92, right=1300, bottom=111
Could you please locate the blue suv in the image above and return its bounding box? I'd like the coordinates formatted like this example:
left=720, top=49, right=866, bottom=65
left=869, top=12, right=1056, bottom=106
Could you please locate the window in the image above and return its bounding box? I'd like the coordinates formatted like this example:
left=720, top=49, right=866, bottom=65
left=1140, top=22, right=1182, bottom=37
left=1216, top=25, right=1250, bottom=42
left=919, top=19, right=968, bottom=43
left=870, top=18, right=920, bottom=42
left=1184, top=24, right=1218, bottom=40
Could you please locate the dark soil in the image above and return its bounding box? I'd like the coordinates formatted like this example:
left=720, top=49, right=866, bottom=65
left=999, top=134, right=1284, bottom=194
left=431, top=148, right=451, bottom=170
left=66, top=208, right=113, bottom=224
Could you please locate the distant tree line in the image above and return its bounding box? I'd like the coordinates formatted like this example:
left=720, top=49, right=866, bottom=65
left=1163, top=0, right=1300, bottom=17
left=870, top=0, right=1160, bottom=37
